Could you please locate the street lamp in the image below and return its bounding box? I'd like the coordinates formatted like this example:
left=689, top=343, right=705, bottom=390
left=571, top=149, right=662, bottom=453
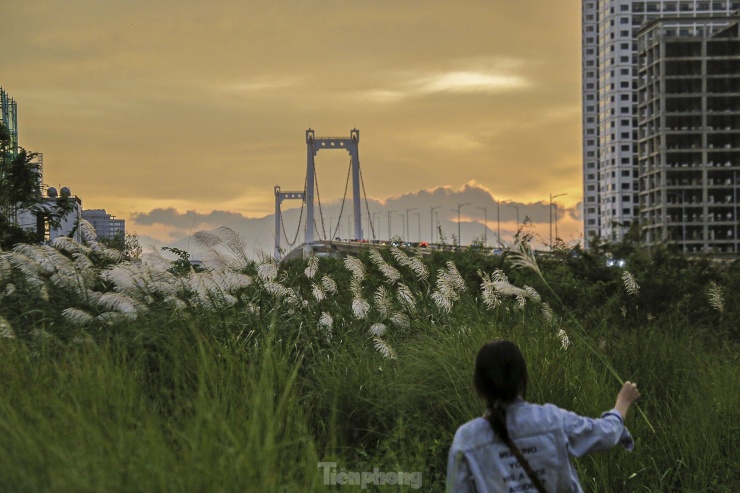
left=452, top=202, right=470, bottom=247
left=505, top=201, right=519, bottom=241
left=405, top=208, right=416, bottom=243
left=495, top=198, right=501, bottom=247
left=412, top=212, right=421, bottom=242
left=549, top=193, right=567, bottom=250
left=387, top=210, right=396, bottom=240
left=431, top=205, right=441, bottom=244
left=372, top=212, right=382, bottom=240
left=397, top=214, right=405, bottom=243
left=476, top=206, right=488, bottom=246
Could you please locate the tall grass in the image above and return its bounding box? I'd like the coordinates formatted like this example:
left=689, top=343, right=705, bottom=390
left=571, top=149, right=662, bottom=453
left=0, top=233, right=738, bottom=491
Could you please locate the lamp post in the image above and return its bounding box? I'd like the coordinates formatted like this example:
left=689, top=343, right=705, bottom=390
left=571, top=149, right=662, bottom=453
left=495, top=198, right=501, bottom=247
left=476, top=206, right=488, bottom=246
left=397, top=214, right=405, bottom=244
left=412, top=212, right=421, bottom=242
left=505, top=201, right=519, bottom=242
left=372, top=212, right=382, bottom=240
left=431, top=205, right=440, bottom=244
left=405, top=207, right=416, bottom=243
left=549, top=193, right=567, bottom=250
left=387, top=210, right=396, bottom=240
left=452, top=202, right=470, bottom=248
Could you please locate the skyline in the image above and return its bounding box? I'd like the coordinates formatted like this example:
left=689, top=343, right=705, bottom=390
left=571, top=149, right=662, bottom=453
left=2, top=1, right=584, bottom=250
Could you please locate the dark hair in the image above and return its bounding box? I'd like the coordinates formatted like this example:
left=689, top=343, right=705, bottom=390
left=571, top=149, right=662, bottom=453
left=473, top=340, right=528, bottom=443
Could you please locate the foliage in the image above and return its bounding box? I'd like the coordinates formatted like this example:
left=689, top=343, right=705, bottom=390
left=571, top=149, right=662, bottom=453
left=0, top=123, right=75, bottom=249
left=0, top=229, right=738, bottom=491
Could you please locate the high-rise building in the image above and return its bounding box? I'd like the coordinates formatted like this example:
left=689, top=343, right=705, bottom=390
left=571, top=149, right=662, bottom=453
left=637, top=15, right=739, bottom=253
left=1, top=87, right=18, bottom=155
left=581, top=0, right=739, bottom=248
left=82, top=209, right=125, bottom=240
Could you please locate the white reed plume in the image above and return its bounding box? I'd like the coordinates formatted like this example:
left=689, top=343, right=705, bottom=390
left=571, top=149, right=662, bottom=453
left=5, top=251, right=45, bottom=290
left=72, top=252, right=94, bottom=271
left=311, top=282, right=325, bottom=302
left=91, top=292, right=142, bottom=315
left=622, top=271, right=640, bottom=296
left=0, top=253, right=10, bottom=284
left=344, top=256, right=366, bottom=281
left=352, top=297, right=371, bottom=319
left=318, top=312, right=333, bottom=340
left=0, top=316, right=15, bottom=339
left=396, top=283, right=416, bottom=313
left=257, top=260, right=279, bottom=282
left=374, top=286, right=393, bottom=319
left=557, top=329, right=571, bottom=350
left=444, top=261, right=466, bottom=291
left=62, top=308, right=95, bottom=327
left=96, top=311, right=136, bottom=325
left=478, top=270, right=502, bottom=310
left=541, top=302, right=554, bottom=322
left=515, top=293, right=527, bottom=309
left=194, top=227, right=251, bottom=270
left=368, top=249, right=401, bottom=283
left=350, top=277, right=363, bottom=298
left=188, top=271, right=237, bottom=310
left=524, top=286, right=541, bottom=302
left=389, top=312, right=410, bottom=330
left=368, top=323, right=387, bottom=337
left=210, top=270, right=253, bottom=293
left=78, top=219, right=101, bottom=247
left=3, top=284, right=16, bottom=298
left=304, top=255, right=319, bottom=279
left=321, top=275, right=338, bottom=295
left=284, top=287, right=303, bottom=308
left=51, top=236, right=92, bottom=256
left=373, top=337, right=397, bottom=359
left=707, top=281, right=725, bottom=313
left=14, top=243, right=72, bottom=274
left=263, top=281, right=290, bottom=299
left=431, top=290, right=453, bottom=313
left=390, top=246, right=428, bottom=280
left=507, top=242, right=542, bottom=278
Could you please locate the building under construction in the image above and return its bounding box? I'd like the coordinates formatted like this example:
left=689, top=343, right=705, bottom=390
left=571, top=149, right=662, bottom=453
left=637, top=14, right=740, bottom=254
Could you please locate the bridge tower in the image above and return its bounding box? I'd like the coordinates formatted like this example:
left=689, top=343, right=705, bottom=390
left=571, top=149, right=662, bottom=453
left=274, top=185, right=305, bottom=261
left=305, top=128, right=362, bottom=256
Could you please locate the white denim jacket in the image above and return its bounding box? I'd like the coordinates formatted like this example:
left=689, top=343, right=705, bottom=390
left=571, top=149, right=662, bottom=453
left=447, top=399, right=634, bottom=493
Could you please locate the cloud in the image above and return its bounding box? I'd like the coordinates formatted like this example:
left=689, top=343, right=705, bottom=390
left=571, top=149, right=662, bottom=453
left=413, top=71, right=529, bottom=94
left=131, top=208, right=255, bottom=230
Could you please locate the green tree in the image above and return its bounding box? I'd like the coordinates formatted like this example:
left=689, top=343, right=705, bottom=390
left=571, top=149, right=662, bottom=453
left=0, top=122, right=74, bottom=248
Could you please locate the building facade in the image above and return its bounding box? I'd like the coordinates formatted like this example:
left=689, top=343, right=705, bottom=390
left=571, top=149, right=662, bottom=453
left=637, top=15, right=739, bottom=253
left=81, top=209, right=125, bottom=240
left=1, top=87, right=18, bottom=154
left=581, top=0, right=739, bottom=248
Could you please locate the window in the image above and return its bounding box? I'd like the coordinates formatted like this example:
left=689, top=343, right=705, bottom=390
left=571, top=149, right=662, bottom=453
left=621, top=94, right=630, bottom=100
left=620, top=81, right=630, bottom=88
left=622, top=195, right=631, bottom=202
left=622, top=170, right=631, bottom=176
left=620, top=119, right=630, bottom=126
left=620, top=56, right=629, bottom=62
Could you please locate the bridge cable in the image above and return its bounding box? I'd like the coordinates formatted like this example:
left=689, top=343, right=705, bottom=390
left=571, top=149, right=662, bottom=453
left=280, top=175, right=307, bottom=248
left=313, top=164, right=328, bottom=240
left=332, top=159, right=352, bottom=239
left=359, top=163, right=377, bottom=240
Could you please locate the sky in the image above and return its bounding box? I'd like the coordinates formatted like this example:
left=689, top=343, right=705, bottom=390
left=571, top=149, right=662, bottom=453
left=2, top=1, right=584, bottom=254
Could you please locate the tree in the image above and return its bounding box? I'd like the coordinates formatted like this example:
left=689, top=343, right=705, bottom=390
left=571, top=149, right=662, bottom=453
left=0, top=122, right=74, bottom=248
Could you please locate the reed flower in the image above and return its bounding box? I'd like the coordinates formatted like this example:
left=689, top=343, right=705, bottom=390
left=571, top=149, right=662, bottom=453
left=396, top=283, right=416, bottom=313
left=369, top=323, right=387, bottom=337
left=622, top=271, right=640, bottom=296
left=344, top=256, right=366, bottom=281
left=369, top=249, right=401, bottom=283
left=373, top=336, right=397, bottom=359
left=0, top=316, right=15, bottom=339
left=62, top=308, right=95, bottom=327
left=707, top=281, right=724, bottom=313
left=311, top=282, right=325, bottom=302
left=304, top=255, right=319, bottom=279
left=352, top=297, right=371, bottom=319
left=389, top=312, right=410, bottom=330
left=374, top=286, right=393, bottom=319
left=257, top=261, right=279, bottom=282
left=321, top=275, right=337, bottom=295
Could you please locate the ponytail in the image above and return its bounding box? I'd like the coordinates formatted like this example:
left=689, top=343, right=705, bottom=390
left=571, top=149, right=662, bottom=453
left=484, top=403, right=547, bottom=493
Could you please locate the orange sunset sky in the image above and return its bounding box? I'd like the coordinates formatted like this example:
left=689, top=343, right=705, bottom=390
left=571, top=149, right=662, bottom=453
left=2, top=1, right=584, bottom=252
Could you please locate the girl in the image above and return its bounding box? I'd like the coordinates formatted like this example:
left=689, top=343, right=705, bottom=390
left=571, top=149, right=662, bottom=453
left=447, top=340, right=641, bottom=493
